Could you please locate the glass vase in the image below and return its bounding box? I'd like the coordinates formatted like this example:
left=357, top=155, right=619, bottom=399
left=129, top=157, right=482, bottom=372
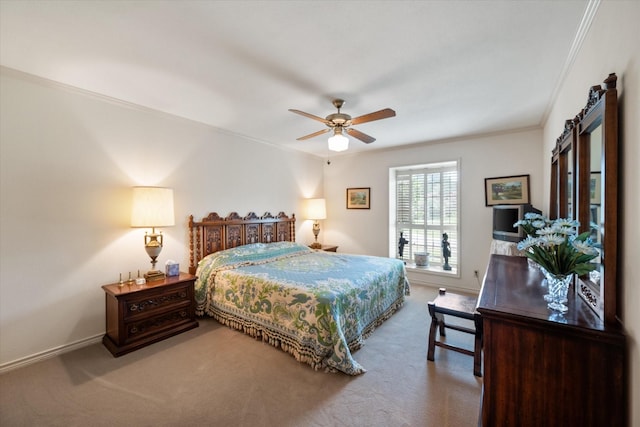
left=545, top=273, right=573, bottom=313
left=532, top=262, right=557, bottom=303
left=541, top=267, right=568, bottom=304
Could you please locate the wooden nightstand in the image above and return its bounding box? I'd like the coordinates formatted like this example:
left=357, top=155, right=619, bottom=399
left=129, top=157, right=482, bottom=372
left=102, top=272, right=199, bottom=357
left=314, top=245, right=338, bottom=252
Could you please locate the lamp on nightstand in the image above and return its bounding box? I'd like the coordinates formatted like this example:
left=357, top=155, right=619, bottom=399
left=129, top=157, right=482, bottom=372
left=306, top=198, right=326, bottom=249
left=131, top=186, right=175, bottom=281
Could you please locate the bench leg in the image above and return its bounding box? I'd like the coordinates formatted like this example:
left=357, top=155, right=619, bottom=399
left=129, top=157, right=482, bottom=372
left=438, top=313, right=446, bottom=336
left=427, top=302, right=437, bottom=361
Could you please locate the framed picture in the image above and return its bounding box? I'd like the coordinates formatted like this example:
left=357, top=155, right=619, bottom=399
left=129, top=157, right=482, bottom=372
left=484, top=174, right=530, bottom=206
left=346, top=187, right=370, bottom=209
left=590, top=172, right=601, bottom=204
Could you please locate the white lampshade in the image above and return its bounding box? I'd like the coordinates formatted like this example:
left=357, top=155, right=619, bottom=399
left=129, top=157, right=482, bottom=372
left=306, top=198, right=327, bottom=220
left=328, top=133, right=349, bottom=152
left=131, top=187, right=175, bottom=227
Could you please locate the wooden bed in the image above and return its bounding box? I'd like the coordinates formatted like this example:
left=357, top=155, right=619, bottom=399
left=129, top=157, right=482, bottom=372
left=188, top=211, right=408, bottom=375
left=188, top=211, right=296, bottom=274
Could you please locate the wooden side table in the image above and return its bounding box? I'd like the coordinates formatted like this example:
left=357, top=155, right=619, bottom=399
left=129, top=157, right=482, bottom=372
left=310, top=244, right=338, bottom=252
left=102, top=272, right=199, bottom=357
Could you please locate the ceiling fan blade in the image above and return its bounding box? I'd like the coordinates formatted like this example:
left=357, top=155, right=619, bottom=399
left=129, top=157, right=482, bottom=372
left=289, top=109, right=331, bottom=125
left=350, top=108, right=396, bottom=125
left=297, top=128, right=330, bottom=141
left=346, top=128, right=376, bottom=144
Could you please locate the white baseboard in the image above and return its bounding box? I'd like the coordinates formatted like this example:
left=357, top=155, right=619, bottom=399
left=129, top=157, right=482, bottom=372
left=0, top=334, right=103, bottom=375
left=407, top=273, right=479, bottom=296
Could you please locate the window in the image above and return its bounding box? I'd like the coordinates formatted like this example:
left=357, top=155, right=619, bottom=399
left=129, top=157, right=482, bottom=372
left=390, top=160, right=459, bottom=273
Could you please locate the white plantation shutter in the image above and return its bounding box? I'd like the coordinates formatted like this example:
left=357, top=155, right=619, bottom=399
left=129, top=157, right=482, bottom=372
left=396, top=174, right=411, bottom=224
left=394, top=161, right=459, bottom=270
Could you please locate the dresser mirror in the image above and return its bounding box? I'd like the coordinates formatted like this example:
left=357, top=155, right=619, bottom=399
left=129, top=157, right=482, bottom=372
left=549, top=149, right=558, bottom=218
left=587, top=125, right=603, bottom=265
left=550, top=119, right=575, bottom=219
left=561, top=134, right=574, bottom=218
left=552, top=73, right=618, bottom=325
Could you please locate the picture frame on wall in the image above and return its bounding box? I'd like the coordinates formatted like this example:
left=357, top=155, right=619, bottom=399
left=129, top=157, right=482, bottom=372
left=484, top=174, right=530, bottom=206
left=346, top=187, right=370, bottom=209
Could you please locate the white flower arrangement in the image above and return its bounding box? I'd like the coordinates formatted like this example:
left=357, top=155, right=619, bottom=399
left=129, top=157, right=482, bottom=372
left=515, top=213, right=599, bottom=277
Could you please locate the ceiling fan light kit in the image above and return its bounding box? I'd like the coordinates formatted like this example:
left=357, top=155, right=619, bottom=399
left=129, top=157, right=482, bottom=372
left=289, top=99, right=395, bottom=152
left=328, top=128, right=349, bottom=152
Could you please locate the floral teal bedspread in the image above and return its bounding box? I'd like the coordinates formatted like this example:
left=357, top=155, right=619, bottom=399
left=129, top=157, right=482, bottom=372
left=195, top=241, right=409, bottom=375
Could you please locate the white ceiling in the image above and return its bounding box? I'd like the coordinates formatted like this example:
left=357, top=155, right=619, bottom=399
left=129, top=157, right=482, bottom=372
left=0, top=0, right=591, bottom=158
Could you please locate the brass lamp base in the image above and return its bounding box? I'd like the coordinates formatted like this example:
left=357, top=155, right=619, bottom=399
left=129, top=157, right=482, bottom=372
left=310, top=220, right=322, bottom=250
left=144, top=270, right=166, bottom=281
left=143, top=229, right=165, bottom=281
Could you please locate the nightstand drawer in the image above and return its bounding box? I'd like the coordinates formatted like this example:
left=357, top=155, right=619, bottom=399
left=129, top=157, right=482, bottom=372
left=123, top=306, right=193, bottom=344
left=123, top=283, right=191, bottom=320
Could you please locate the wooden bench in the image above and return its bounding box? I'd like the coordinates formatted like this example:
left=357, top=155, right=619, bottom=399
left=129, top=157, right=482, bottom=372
left=427, top=288, right=483, bottom=377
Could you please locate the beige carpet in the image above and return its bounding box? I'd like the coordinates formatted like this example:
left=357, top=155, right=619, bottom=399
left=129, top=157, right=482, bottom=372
left=0, top=285, right=481, bottom=427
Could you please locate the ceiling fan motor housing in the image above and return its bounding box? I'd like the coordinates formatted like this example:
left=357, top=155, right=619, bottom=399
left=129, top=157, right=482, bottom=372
left=325, top=113, right=351, bottom=127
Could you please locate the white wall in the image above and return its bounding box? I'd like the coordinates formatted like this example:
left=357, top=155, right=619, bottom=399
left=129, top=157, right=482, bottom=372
left=0, top=68, right=324, bottom=367
left=322, top=128, right=543, bottom=293
left=2, top=3, right=638, bottom=422
left=541, top=2, right=640, bottom=425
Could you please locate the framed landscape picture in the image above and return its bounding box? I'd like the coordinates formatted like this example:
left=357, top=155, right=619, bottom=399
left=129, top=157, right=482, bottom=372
left=346, top=187, right=370, bottom=209
left=484, top=175, right=530, bottom=206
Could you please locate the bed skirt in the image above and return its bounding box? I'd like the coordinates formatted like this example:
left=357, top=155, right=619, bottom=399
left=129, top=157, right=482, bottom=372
left=204, top=294, right=406, bottom=374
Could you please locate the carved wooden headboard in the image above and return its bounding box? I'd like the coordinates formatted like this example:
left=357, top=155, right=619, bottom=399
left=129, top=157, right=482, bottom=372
left=188, top=211, right=296, bottom=274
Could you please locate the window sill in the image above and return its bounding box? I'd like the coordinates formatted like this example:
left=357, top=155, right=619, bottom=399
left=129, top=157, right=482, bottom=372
left=405, top=263, right=459, bottom=278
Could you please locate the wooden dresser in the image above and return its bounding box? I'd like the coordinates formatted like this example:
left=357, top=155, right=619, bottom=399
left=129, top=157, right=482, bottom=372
left=102, top=273, right=199, bottom=356
left=477, top=255, right=626, bottom=427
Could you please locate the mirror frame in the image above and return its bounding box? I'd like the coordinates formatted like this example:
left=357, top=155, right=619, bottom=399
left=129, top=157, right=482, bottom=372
left=549, top=147, right=559, bottom=219
left=550, top=73, right=618, bottom=325
left=560, top=121, right=576, bottom=219
left=550, top=118, right=578, bottom=220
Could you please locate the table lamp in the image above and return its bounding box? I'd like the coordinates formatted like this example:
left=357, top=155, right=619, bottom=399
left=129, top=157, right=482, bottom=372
left=131, top=186, right=175, bottom=280
left=306, top=198, right=326, bottom=249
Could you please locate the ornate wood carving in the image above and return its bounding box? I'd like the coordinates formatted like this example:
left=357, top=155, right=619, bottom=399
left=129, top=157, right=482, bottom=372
left=204, top=212, right=224, bottom=222
left=188, top=211, right=296, bottom=274
left=188, top=215, right=195, bottom=272
left=263, top=223, right=274, bottom=243
left=204, top=225, right=223, bottom=255
left=226, top=224, right=243, bottom=248
left=244, top=212, right=260, bottom=221
left=128, top=289, right=188, bottom=313
left=225, top=212, right=242, bottom=221
left=246, top=223, right=260, bottom=243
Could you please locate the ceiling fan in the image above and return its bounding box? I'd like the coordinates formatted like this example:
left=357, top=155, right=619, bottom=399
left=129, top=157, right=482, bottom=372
left=289, top=99, right=396, bottom=151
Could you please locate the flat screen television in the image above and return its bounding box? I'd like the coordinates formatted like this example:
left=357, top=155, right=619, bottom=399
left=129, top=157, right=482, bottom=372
left=492, top=204, right=542, bottom=242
